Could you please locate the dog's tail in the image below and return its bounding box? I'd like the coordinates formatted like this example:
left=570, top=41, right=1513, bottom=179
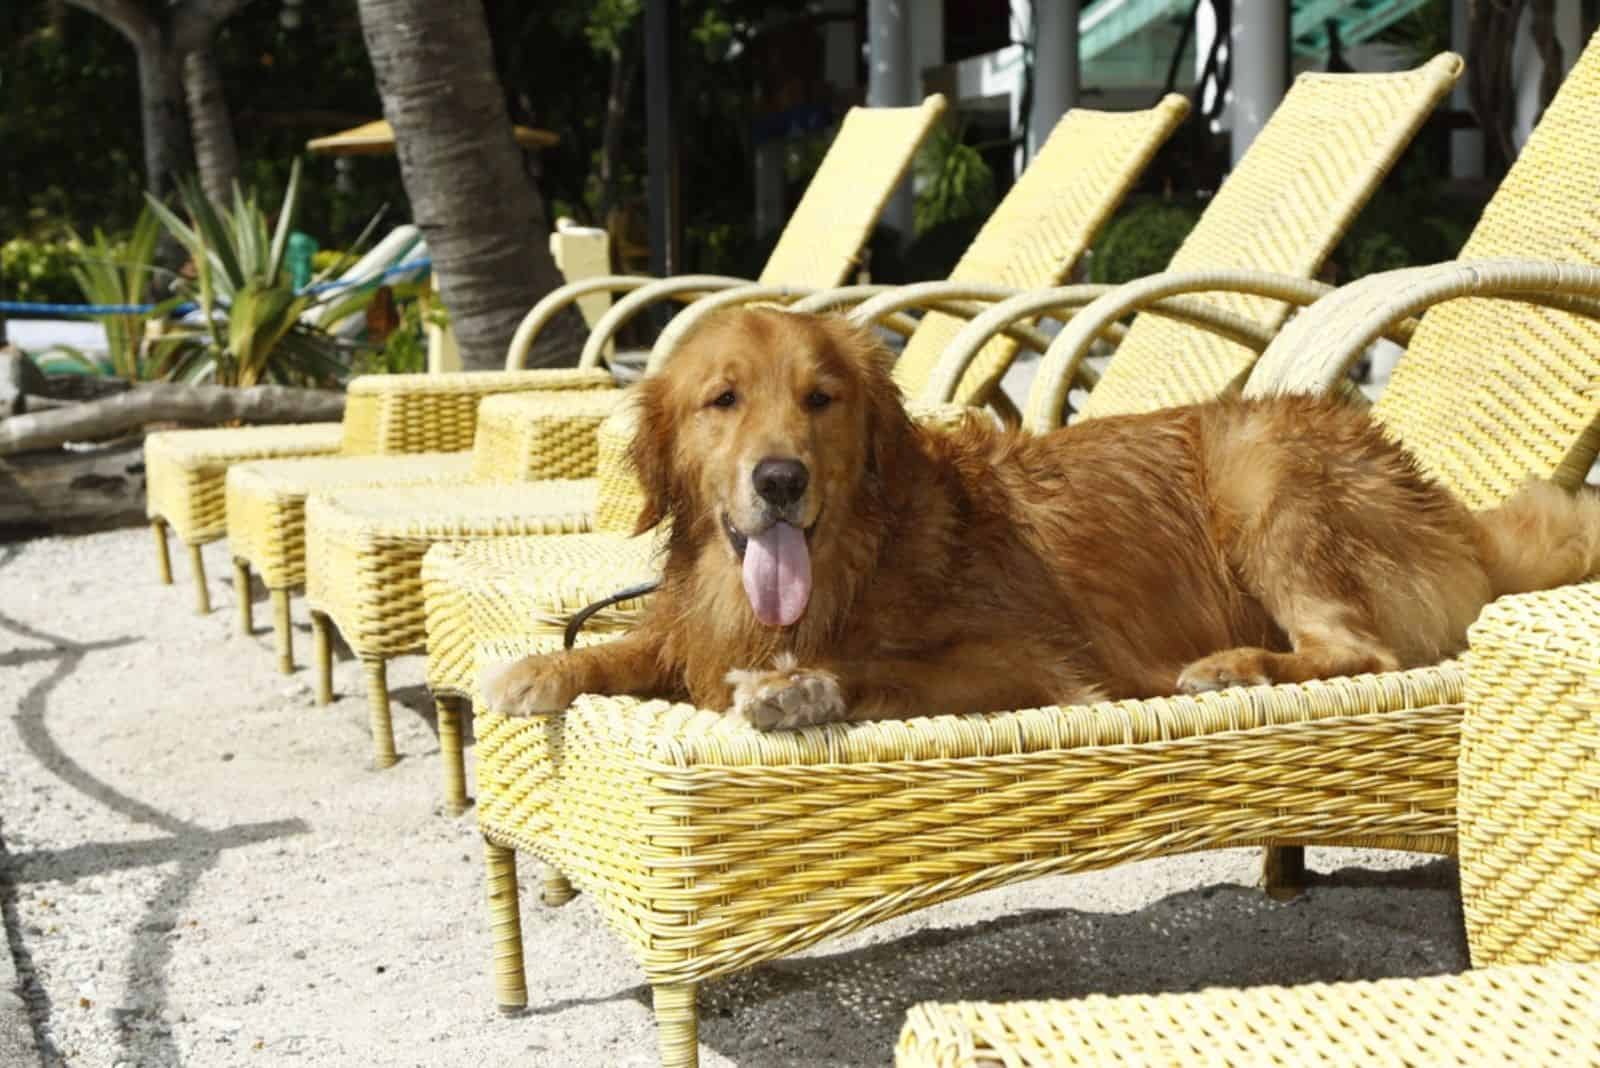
left=1474, top=480, right=1600, bottom=597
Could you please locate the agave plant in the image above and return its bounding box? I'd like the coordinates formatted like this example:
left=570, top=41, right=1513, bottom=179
left=143, top=158, right=381, bottom=387
left=66, top=205, right=198, bottom=381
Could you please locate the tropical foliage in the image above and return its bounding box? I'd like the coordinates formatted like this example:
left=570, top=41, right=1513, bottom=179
left=65, top=206, right=195, bottom=380
left=143, top=158, right=380, bottom=386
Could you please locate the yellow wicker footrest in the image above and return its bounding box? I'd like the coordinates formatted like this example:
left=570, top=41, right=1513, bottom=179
left=225, top=453, right=473, bottom=589
left=304, top=482, right=599, bottom=657
left=145, top=423, right=344, bottom=544
left=1459, top=580, right=1600, bottom=967
left=894, top=960, right=1600, bottom=1066
left=422, top=532, right=659, bottom=695
left=471, top=663, right=1464, bottom=988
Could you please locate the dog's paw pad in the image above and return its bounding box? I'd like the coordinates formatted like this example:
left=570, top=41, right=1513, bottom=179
left=478, top=657, right=573, bottom=717
left=1176, top=655, right=1271, bottom=695
left=726, top=666, right=845, bottom=730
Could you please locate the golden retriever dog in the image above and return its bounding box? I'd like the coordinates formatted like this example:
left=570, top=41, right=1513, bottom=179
left=482, top=307, right=1600, bottom=729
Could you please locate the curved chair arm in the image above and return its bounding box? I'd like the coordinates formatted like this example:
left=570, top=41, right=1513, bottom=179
left=1021, top=271, right=1350, bottom=430
left=643, top=283, right=829, bottom=372
left=789, top=284, right=899, bottom=314
left=576, top=275, right=766, bottom=369
left=1245, top=259, right=1600, bottom=398
left=506, top=275, right=676, bottom=370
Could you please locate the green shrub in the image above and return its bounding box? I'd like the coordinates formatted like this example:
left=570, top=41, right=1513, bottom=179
left=1088, top=199, right=1200, bottom=285
left=1, top=234, right=82, bottom=304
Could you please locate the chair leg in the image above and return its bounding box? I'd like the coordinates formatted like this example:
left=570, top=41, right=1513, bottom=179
left=540, top=865, right=577, bottom=907
left=187, top=543, right=210, bottom=614
left=653, top=983, right=700, bottom=1068
left=311, top=612, right=334, bottom=705
left=271, top=589, right=294, bottom=673
left=152, top=520, right=173, bottom=584
left=364, top=656, right=397, bottom=769
left=436, top=697, right=470, bottom=815
left=484, top=839, right=528, bottom=1014
left=1263, top=845, right=1308, bottom=901
left=233, top=559, right=253, bottom=635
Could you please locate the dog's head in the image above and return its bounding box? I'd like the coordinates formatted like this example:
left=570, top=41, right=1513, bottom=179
left=630, top=307, right=913, bottom=628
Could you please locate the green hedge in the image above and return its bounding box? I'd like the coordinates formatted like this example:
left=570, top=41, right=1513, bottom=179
left=1, top=235, right=82, bottom=304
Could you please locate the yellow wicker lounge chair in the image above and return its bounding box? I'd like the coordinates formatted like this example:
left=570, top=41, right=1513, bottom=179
left=416, top=52, right=1459, bottom=812
left=894, top=961, right=1600, bottom=1066
left=145, top=369, right=604, bottom=614
left=219, top=96, right=946, bottom=673
left=892, top=593, right=1600, bottom=1066
left=449, top=42, right=1600, bottom=1065
left=226, top=388, right=618, bottom=678
left=299, top=97, right=1196, bottom=782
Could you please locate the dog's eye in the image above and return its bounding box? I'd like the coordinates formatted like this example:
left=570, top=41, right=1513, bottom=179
left=805, top=390, right=832, bottom=411
left=710, top=390, right=737, bottom=409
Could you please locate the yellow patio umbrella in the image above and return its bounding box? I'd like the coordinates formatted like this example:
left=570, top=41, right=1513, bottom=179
left=306, top=119, right=559, bottom=155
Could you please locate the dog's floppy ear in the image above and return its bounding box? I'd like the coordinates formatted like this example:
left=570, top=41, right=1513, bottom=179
left=847, top=327, right=916, bottom=478
left=626, top=376, right=677, bottom=535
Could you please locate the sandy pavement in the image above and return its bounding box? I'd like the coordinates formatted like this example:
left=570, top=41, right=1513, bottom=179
left=0, top=524, right=1470, bottom=1067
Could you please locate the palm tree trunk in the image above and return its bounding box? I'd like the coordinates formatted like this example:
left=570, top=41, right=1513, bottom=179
left=356, top=0, right=586, bottom=370
left=184, top=47, right=241, bottom=206
left=133, top=32, right=193, bottom=198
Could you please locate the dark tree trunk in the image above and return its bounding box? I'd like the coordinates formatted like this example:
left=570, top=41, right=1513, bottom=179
left=356, top=0, right=586, bottom=370
left=64, top=0, right=252, bottom=199
left=132, top=25, right=192, bottom=198
left=184, top=47, right=241, bottom=205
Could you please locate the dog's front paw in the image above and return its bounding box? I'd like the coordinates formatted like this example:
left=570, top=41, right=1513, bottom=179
left=479, top=655, right=575, bottom=717
left=725, top=662, right=846, bottom=730
left=1176, top=650, right=1272, bottom=694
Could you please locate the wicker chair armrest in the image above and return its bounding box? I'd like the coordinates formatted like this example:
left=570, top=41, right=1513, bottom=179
left=1245, top=259, right=1600, bottom=399
left=1014, top=270, right=1352, bottom=431
left=1459, top=577, right=1600, bottom=967
left=570, top=275, right=759, bottom=370
left=642, top=283, right=826, bottom=371
left=505, top=275, right=662, bottom=370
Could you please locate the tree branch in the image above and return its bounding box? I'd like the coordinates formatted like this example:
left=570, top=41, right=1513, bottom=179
left=62, top=0, right=156, bottom=47
left=0, top=383, right=345, bottom=456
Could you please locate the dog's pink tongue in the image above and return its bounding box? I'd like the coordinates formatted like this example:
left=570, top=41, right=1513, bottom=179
left=741, top=521, right=811, bottom=627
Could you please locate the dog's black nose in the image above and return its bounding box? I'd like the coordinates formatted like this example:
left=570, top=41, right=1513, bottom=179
left=753, top=458, right=809, bottom=508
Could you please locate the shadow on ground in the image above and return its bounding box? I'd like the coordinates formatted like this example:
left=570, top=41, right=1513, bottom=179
left=530, top=858, right=1466, bottom=1066
left=0, top=545, right=309, bottom=1067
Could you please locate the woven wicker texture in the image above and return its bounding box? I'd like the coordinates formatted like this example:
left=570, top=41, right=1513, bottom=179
left=465, top=389, right=621, bottom=483
left=756, top=96, right=946, bottom=289
left=894, top=961, right=1600, bottom=1067
left=592, top=404, right=644, bottom=534
left=1080, top=54, right=1461, bottom=420
left=228, top=389, right=608, bottom=592
left=473, top=662, right=1463, bottom=989
left=1458, top=581, right=1600, bottom=968
left=338, top=367, right=612, bottom=455
left=422, top=532, right=658, bottom=695
left=304, top=483, right=596, bottom=657
left=145, top=423, right=344, bottom=544
left=225, top=453, right=473, bottom=589
left=1367, top=37, right=1600, bottom=506
left=890, top=97, right=1189, bottom=404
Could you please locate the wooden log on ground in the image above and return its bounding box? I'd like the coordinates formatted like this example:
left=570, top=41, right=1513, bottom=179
left=0, top=383, right=345, bottom=456
left=0, top=440, right=147, bottom=528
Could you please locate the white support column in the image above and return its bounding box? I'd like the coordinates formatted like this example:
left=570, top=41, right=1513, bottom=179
left=1449, top=0, right=1484, bottom=179
left=1029, top=0, right=1080, bottom=158
left=1228, top=0, right=1288, bottom=165
left=868, top=0, right=915, bottom=242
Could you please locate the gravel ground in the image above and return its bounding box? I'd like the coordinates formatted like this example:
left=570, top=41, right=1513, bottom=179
left=0, top=524, right=1471, bottom=1068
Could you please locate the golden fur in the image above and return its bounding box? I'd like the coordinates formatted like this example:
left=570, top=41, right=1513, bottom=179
left=482, top=308, right=1600, bottom=729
